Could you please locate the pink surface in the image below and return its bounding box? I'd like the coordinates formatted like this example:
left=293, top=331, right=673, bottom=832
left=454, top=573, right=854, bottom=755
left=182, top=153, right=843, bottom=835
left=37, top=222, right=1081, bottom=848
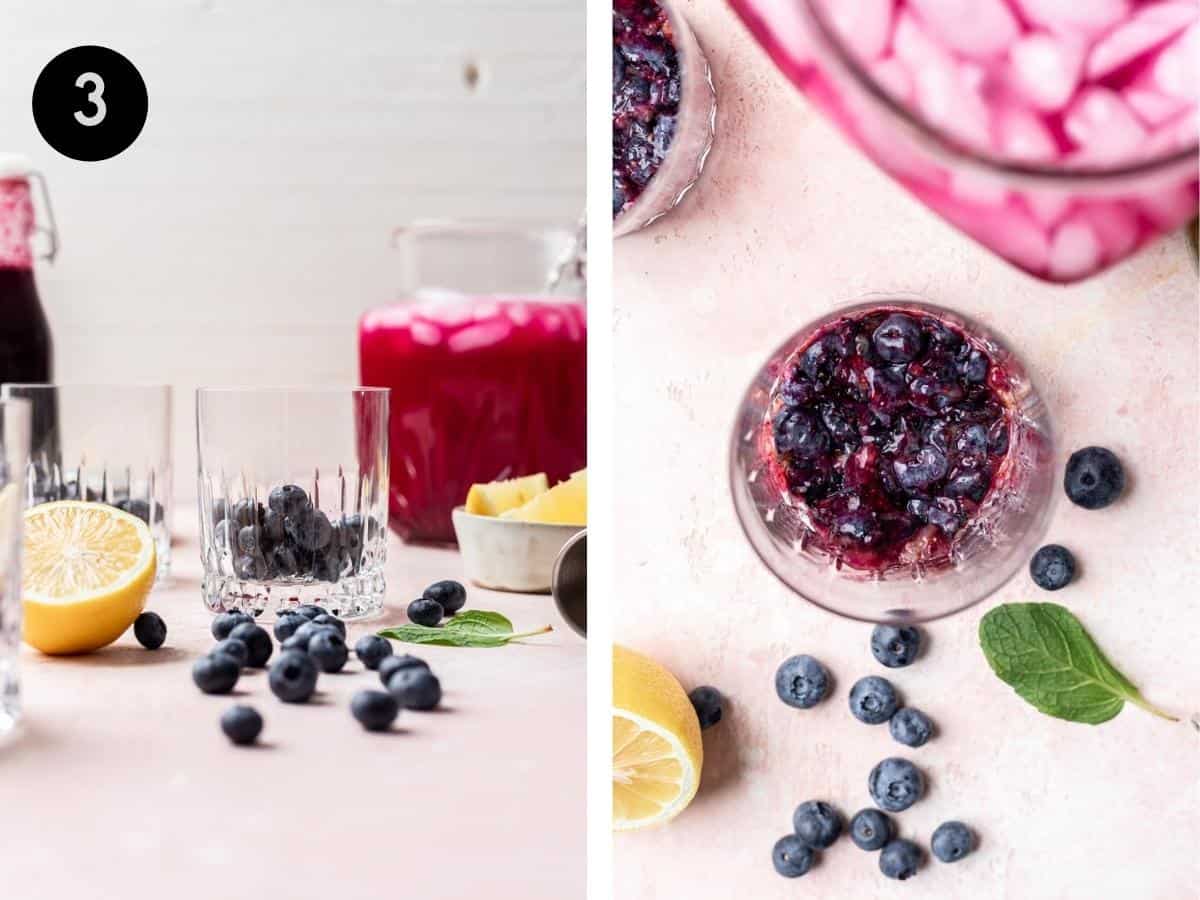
left=613, top=1, right=1199, bottom=896
left=0, top=515, right=584, bottom=899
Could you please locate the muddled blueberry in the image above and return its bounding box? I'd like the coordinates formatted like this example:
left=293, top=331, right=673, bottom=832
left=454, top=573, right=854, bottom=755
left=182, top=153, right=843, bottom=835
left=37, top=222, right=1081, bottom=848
left=894, top=446, right=948, bottom=492
left=220, top=705, right=263, bottom=745
left=423, top=580, right=467, bottom=615
left=351, top=690, right=400, bottom=732
left=688, top=686, right=723, bottom=730
left=775, top=655, right=831, bottom=709
left=889, top=708, right=933, bottom=747
left=268, top=650, right=318, bottom=703
left=931, top=821, right=974, bottom=863
left=872, top=314, right=923, bottom=364
left=850, top=808, right=893, bottom=851
left=1064, top=446, right=1124, bottom=510
left=879, top=839, right=923, bottom=880
left=774, top=410, right=829, bottom=459
left=193, top=653, right=241, bottom=694
left=354, top=634, right=394, bottom=670
left=386, top=667, right=442, bottom=710
left=378, top=653, right=429, bottom=686
left=308, top=631, right=348, bottom=673
left=849, top=676, right=898, bottom=725
left=407, top=597, right=444, bottom=627
left=835, top=509, right=878, bottom=544
left=869, top=757, right=925, bottom=812
left=1029, top=544, right=1076, bottom=591
left=213, top=637, right=249, bottom=668
left=133, top=611, right=167, bottom=650
left=211, top=611, right=253, bottom=641
left=228, top=622, right=273, bottom=668
left=961, top=349, right=989, bottom=383
left=793, top=800, right=843, bottom=849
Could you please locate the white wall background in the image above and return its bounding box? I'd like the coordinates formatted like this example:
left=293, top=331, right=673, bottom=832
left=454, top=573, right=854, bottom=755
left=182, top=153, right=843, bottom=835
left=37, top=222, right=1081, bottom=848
left=0, top=0, right=585, bottom=492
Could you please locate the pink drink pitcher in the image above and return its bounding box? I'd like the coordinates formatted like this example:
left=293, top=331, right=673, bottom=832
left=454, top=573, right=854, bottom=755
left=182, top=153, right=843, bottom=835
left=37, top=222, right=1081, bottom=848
left=359, top=222, right=587, bottom=544
left=729, top=0, right=1199, bottom=282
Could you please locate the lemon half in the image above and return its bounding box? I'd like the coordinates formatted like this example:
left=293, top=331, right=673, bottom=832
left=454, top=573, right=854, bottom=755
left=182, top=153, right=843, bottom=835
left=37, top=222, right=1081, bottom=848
left=22, top=501, right=157, bottom=654
left=613, top=645, right=703, bottom=831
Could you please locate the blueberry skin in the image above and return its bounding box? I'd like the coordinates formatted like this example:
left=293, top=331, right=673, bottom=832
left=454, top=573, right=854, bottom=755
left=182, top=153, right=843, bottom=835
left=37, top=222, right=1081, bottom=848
left=423, top=580, right=467, bottom=615
left=310, top=614, right=346, bottom=638
left=285, top=510, right=333, bottom=552
left=889, top=708, right=933, bottom=748
left=192, top=653, right=241, bottom=694
left=293, top=604, right=326, bottom=621
left=211, top=611, right=253, bottom=641
left=237, top=525, right=262, bottom=555
left=268, top=484, right=311, bottom=518
left=133, top=612, right=167, bottom=650
left=213, top=637, right=249, bottom=668
left=849, top=676, right=899, bottom=724
left=234, top=553, right=268, bottom=581
left=869, top=757, right=925, bottom=812
left=308, top=631, right=348, bottom=673
left=350, top=689, right=400, bottom=732
left=220, top=705, right=263, bottom=745
left=354, top=634, right=393, bottom=670
left=1030, top=544, right=1076, bottom=591
left=231, top=498, right=263, bottom=528
left=872, top=313, right=924, bottom=364
left=273, top=612, right=305, bottom=642
left=849, top=808, right=893, bottom=851
left=268, top=650, right=319, bottom=703
left=775, top=655, right=831, bottom=709
left=228, top=622, right=274, bottom=668
left=378, top=653, right=429, bottom=686
left=1064, top=446, right=1124, bottom=510
left=792, top=801, right=842, bottom=849
left=280, top=634, right=308, bottom=654
left=688, top=686, right=723, bottom=730
left=386, top=667, right=442, bottom=710
left=407, top=597, right=444, bottom=627
left=771, top=834, right=814, bottom=878
left=879, top=838, right=923, bottom=880
left=931, top=821, right=974, bottom=863
left=870, top=625, right=921, bottom=668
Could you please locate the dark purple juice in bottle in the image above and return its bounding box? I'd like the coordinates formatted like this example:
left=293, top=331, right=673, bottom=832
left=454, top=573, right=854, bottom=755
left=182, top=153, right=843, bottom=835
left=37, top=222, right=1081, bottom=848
left=0, top=172, right=52, bottom=386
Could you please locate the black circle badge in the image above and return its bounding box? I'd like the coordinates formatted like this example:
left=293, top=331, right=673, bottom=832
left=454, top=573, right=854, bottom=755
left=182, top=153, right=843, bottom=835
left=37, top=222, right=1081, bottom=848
left=32, top=46, right=148, bottom=162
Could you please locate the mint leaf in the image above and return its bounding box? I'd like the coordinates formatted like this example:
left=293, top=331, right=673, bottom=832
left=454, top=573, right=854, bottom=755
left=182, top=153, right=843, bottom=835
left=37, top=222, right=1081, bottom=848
left=378, top=610, right=552, bottom=649
left=979, top=603, right=1177, bottom=725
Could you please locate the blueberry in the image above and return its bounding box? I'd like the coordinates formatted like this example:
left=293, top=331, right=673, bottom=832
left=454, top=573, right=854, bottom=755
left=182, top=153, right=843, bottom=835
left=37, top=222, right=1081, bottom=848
left=792, top=801, right=842, bottom=849
left=289, top=620, right=328, bottom=648
left=280, top=634, right=308, bottom=653
left=931, top=821, right=974, bottom=863
left=869, top=757, right=925, bottom=812
left=231, top=498, right=263, bottom=528
left=211, top=611, right=254, bottom=641
left=944, top=469, right=987, bottom=501
left=378, top=653, right=429, bottom=686
left=834, top=509, right=878, bottom=544
left=228, top=622, right=273, bottom=668
left=213, top=637, right=249, bottom=668
left=894, top=446, right=948, bottom=492
left=771, top=834, right=814, bottom=878
left=220, top=705, right=263, bottom=746
left=849, top=808, right=893, bottom=851
left=237, top=525, right=261, bottom=555
left=386, top=667, right=442, bottom=710
left=960, top=349, right=989, bottom=383
left=870, top=625, right=921, bottom=668
left=308, top=631, right=348, bottom=673
left=879, top=838, right=923, bottom=880
left=423, top=579, right=466, bottom=615
left=262, top=509, right=286, bottom=544
left=234, top=553, right=268, bottom=581
left=889, top=708, right=933, bottom=748
left=407, top=597, right=444, bottom=627
left=688, top=686, right=723, bottom=730
left=775, top=655, right=831, bottom=709
left=285, top=510, right=333, bottom=552
left=273, top=612, right=305, bottom=642
left=1029, top=544, right=1076, bottom=591
left=310, top=613, right=346, bottom=638
left=956, top=423, right=989, bottom=457
left=270, top=544, right=301, bottom=578
left=800, top=333, right=846, bottom=380
left=337, top=515, right=365, bottom=568
left=294, top=604, right=325, bottom=621
left=355, top=634, right=393, bottom=670
left=192, top=653, right=241, bottom=694
left=872, top=314, right=923, bottom=364
left=1064, top=446, right=1124, bottom=510
left=213, top=519, right=237, bottom=551
left=268, top=484, right=311, bottom=518
left=122, top=498, right=161, bottom=525
left=268, top=650, right=319, bottom=703
left=133, top=611, right=167, bottom=650
left=849, top=676, right=899, bottom=725
left=773, top=410, right=830, bottom=459
left=350, top=689, right=400, bottom=732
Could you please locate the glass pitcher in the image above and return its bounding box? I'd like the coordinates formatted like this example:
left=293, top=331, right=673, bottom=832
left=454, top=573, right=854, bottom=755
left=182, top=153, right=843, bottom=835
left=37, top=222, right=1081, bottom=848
left=359, top=221, right=587, bottom=544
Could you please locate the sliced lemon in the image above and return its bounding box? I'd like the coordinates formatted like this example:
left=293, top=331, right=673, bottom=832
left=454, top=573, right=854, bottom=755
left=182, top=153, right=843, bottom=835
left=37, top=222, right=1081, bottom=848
left=500, top=469, right=587, bottom=526
left=613, top=644, right=703, bottom=831
left=22, top=501, right=157, bottom=655
left=465, top=472, right=549, bottom=516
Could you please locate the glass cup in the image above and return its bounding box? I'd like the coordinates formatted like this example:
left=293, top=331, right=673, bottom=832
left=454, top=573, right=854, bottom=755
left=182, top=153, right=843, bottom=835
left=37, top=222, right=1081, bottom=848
left=729, top=296, right=1056, bottom=623
left=613, top=0, right=717, bottom=237
left=728, top=0, right=1199, bottom=282
left=0, top=397, right=30, bottom=739
left=0, top=384, right=173, bottom=578
left=196, top=387, right=390, bottom=620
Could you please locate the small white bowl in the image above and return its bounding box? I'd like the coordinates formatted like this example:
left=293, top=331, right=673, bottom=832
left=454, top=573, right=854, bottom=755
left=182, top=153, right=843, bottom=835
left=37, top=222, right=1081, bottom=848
left=451, top=506, right=584, bottom=593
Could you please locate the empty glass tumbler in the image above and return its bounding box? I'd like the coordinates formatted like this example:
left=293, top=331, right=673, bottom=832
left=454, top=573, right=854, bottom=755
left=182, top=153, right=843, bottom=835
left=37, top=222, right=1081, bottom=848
left=0, top=397, right=30, bottom=738
left=196, top=387, right=390, bottom=620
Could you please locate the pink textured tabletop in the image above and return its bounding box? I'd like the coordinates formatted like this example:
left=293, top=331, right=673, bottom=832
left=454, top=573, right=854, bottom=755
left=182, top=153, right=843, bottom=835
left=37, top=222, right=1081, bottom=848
left=0, top=516, right=585, bottom=900
left=613, top=2, right=1199, bottom=898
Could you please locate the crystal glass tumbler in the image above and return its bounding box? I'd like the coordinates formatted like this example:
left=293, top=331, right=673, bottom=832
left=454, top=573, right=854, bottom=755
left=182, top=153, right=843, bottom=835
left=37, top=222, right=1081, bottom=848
left=196, top=387, right=390, bottom=620
left=0, top=397, right=30, bottom=738
left=0, top=384, right=173, bottom=578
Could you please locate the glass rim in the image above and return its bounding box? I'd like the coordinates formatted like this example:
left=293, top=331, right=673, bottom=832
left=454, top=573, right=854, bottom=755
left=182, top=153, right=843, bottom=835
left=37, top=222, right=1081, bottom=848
left=797, top=0, right=1200, bottom=185
left=2, top=382, right=173, bottom=392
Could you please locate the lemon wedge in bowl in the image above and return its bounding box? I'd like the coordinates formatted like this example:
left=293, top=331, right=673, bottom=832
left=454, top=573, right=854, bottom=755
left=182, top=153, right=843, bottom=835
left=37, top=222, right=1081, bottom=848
left=22, top=501, right=157, bottom=654
left=613, top=644, right=703, bottom=831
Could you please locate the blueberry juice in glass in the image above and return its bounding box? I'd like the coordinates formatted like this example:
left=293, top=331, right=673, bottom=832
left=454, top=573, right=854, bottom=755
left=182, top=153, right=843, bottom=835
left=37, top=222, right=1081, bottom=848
left=728, top=0, right=1199, bottom=281
left=730, top=298, right=1055, bottom=623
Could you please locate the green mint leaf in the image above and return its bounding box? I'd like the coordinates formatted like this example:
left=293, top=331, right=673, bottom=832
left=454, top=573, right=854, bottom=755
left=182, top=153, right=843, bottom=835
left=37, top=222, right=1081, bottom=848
left=378, top=609, right=551, bottom=649
left=979, top=603, right=1177, bottom=725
